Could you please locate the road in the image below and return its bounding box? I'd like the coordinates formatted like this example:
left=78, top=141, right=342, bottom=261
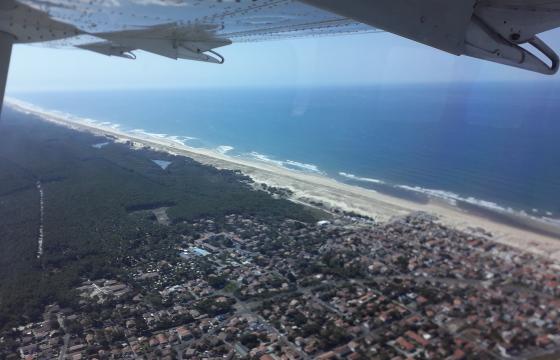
left=36, top=180, right=44, bottom=259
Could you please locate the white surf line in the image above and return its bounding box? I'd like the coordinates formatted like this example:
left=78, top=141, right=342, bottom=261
left=36, top=180, right=44, bottom=259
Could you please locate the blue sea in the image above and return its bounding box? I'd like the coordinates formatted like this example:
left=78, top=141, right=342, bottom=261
left=8, top=83, right=560, bottom=223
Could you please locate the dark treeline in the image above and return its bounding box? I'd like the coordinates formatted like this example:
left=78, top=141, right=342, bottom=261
left=0, top=108, right=317, bottom=330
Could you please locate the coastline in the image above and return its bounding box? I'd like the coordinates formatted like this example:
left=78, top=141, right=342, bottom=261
left=6, top=98, right=560, bottom=263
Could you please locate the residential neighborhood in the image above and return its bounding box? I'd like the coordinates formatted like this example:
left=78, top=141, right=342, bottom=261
left=3, top=212, right=560, bottom=359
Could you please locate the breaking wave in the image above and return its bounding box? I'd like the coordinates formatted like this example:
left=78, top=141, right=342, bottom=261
left=216, top=145, right=234, bottom=155
left=248, top=152, right=285, bottom=167
left=336, top=169, right=558, bottom=221
left=397, top=185, right=508, bottom=211
left=335, top=168, right=557, bottom=223
left=398, top=184, right=559, bottom=225
left=339, top=172, right=385, bottom=184
left=284, top=160, right=322, bottom=173
left=129, top=129, right=197, bottom=146
left=247, top=152, right=324, bottom=175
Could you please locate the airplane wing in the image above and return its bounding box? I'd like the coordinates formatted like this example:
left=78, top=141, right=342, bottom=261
left=1, top=0, right=560, bottom=112
left=3, top=0, right=380, bottom=62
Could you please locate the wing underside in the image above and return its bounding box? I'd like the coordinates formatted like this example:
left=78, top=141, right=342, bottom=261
left=1, top=0, right=560, bottom=71
left=5, top=0, right=378, bottom=63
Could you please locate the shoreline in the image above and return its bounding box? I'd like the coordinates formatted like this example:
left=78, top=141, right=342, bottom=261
left=6, top=98, right=560, bottom=262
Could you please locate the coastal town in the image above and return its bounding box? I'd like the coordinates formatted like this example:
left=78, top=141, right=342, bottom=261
left=4, top=0, right=560, bottom=357
left=3, top=210, right=559, bottom=360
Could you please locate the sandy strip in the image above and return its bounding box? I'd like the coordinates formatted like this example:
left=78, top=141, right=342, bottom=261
left=6, top=99, right=560, bottom=263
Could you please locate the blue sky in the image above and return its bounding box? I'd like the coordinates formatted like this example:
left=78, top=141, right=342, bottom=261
left=7, top=30, right=560, bottom=93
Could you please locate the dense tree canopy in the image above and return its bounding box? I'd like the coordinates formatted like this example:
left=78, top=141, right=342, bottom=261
left=0, top=109, right=317, bottom=330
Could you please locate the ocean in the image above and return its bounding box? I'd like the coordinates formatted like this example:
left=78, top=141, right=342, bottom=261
left=7, top=83, right=560, bottom=223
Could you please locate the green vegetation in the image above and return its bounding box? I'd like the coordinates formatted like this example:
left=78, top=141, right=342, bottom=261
left=0, top=108, right=318, bottom=330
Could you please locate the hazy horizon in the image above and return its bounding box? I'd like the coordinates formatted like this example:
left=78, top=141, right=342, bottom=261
left=7, top=28, right=560, bottom=93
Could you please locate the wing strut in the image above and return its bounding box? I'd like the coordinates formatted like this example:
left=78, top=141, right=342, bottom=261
left=301, top=0, right=560, bottom=75
left=0, top=32, right=13, bottom=117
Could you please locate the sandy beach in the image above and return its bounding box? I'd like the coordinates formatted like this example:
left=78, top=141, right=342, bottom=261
left=7, top=98, right=560, bottom=263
